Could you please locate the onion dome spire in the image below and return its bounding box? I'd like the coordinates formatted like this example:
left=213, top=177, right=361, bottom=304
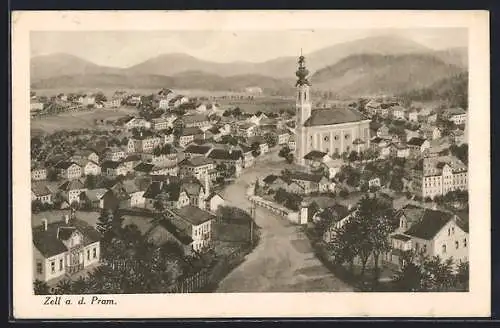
left=296, top=49, right=311, bottom=87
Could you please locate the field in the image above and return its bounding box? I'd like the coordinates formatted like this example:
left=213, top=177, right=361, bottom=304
left=31, top=106, right=138, bottom=134
left=217, top=96, right=295, bottom=114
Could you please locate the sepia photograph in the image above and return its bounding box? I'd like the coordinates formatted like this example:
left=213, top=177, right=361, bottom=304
left=12, top=10, right=490, bottom=318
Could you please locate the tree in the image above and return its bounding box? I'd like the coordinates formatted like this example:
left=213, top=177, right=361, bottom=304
left=263, top=132, right=278, bottom=148
left=96, top=209, right=115, bottom=242
left=285, top=153, right=294, bottom=164
left=33, top=279, right=51, bottom=295
left=457, top=260, right=469, bottom=289
left=85, top=174, right=97, bottom=189
left=279, top=146, right=291, bottom=158
left=95, top=92, right=107, bottom=103
left=32, top=199, right=43, bottom=213
left=54, top=279, right=73, bottom=294
left=348, top=151, right=359, bottom=162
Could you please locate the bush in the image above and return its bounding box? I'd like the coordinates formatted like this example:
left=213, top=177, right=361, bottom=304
left=339, top=189, right=349, bottom=198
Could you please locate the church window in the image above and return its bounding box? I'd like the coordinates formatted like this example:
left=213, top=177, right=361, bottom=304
left=345, top=134, right=350, bottom=140
left=323, top=136, right=329, bottom=142
left=334, top=135, right=339, bottom=141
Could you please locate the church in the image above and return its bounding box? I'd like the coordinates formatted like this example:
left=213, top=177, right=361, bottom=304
left=294, top=54, right=371, bottom=166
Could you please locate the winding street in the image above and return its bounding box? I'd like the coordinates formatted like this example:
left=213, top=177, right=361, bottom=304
left=216, top=151, right=353, bottom=292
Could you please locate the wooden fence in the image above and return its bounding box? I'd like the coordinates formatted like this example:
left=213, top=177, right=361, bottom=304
left=163, top=245, right=250, bottom=293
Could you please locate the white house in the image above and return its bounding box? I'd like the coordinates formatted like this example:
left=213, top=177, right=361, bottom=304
left=33, top=217, right=101, bottom=282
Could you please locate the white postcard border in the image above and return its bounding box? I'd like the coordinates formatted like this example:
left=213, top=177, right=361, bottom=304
left=12, top=10, right=490, bottom=318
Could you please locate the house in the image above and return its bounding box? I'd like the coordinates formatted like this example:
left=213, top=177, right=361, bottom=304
left=58, top=180, right=87, bottom=204
left=124, top=117, right=151, bottom=130
left=30, top=100, right=44, bottom=112
left=321, top=158, right=343, bottom=179
left=420, top=125, right=442, bottom=140
left=205, top=193, right=225, bottom=213
left=121, top=154, right=142, bottom=171
left=238, top=143, right=255, bottom=168
left=276, top=129, right=291, bottom=145
left=322, top=205, right=355, bottom=243
left=236, top=123, right=258, bottom=138
left=376, top=125, right=391, bottom=139
left=31, top=167, right=47, bottom=181
left=427, top=113, right=438, bottom=124
left=288, top=171, right=334, bottom=194
left=450, top=129, right=466, bottom=145
left=143, top=176, right=206, bottom=210
left=128, top=133, right=163, bottom=153
left=168, top=95, right=189, bottom=108
left=407, top=110, right=419, bottom=122
left=31, top=182, right=53, bottom=204
left=207, top=148, right=244, bottom=168
left=133, top=162, right=155, bottom=176
left=101, top=160, right=129, bottom=178
left=443, top=108, right=467, bottom=125
left=162, top=206, right=214, bottom=252
left=151, top=117, right=172, bottom=131
left=388, top=207, right=468, bottom=268
left=178, top=127, right=205, bottom=148
left=79, top=188, right=108, bottom=209
left=150, top=163, right=179, bottom=176
left=80, top=160, right=101, bottom=176
left=412, top=155, right=468, bottom=199
left=33, top=217, right=101, bottom=282
left=404, top=129, right=420, bottom=142
left=55, top=161, right=82, bottom=180
left=394, top=143, right=410, bottom=158
left=71, top=149, right=100, bottom=164
left=288, top=136, right=296, bottom=151
left=368, top=177, right=381, bottom=188
left=183, top=144, right=213, bottom=158
left=391, top=105, right=406, bottom=120
left=371, top=137, right=390, bottom=150
left=114, top=178, right=150, bottom=208
left=77, top=95, right=96, bottom=106
left=303, top=150, right=330, bottom=170
left=407, top=137, right=430, bottom=156
left=103, top=147, right=126, bottom=162
left=179, top=156, right=216, bottom=181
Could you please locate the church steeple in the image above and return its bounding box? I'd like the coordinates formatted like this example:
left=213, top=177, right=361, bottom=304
left=296, top=50, right=311, bottom=87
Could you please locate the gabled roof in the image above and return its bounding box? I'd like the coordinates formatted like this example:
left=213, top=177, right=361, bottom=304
left=83, top=188, right=108, bottom=202
left=404, top=209, right=455, bottom=240
left=289, top=171, right=326, bottom=183
left=391, top=234, right=412, bottom=242
left=101, top=160, right=123, bottom=169
left=180, top=114, right=209, bottom=124
left=181, top=127, right=204, bottom=136
left=170, top=205, right=215, bottom=226
left=407, top=137, right=427, bottom=146
left=58, top=179, right=85, bottom=191
left=134, top=162, right=154, bottom=173
left=179, top=156, right=214, bottom=167
left=33, top=218, right=101, bottom=258
left=304, top=150, right=327, bottom=161
left=207, top=149, right=242, bottom=161
left=55, top=161, right=80, bottom=170
left=304, top=107, right=366, bottom=127
left=32, top=182, right=52, bottom=196
left=123, top=154, right=141, bottom=162
left=184, top=144, right=213, bottom=155
left=206, top=192, right=223, bottom=201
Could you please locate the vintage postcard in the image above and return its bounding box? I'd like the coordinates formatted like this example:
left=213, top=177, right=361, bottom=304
left=12, top=10, right=490, bottom=318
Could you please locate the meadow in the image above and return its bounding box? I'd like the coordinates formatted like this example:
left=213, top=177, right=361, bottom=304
left=30, top=106, right=137, bottom=134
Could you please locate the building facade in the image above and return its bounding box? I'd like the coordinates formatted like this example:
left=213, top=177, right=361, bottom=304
left=294, top=55, right=371, bottom=166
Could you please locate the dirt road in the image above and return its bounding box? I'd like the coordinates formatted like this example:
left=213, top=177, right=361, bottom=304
left=216, top=152, right=353, bottom=292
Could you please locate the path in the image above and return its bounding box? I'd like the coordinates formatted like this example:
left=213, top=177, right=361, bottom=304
left=216, top=151, right=353, bottom=292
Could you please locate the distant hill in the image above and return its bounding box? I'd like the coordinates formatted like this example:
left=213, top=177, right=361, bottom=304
left=398, top=72, right=468, bottom=109
left=30, top=53, right=124, bottom=81
left=430, top=47, right=468, bottom=69
left=126, top=35, right=432, bottom=78
left=310, top=53, right=466, bottom=97
left=31, top=71, right=295, bottom=94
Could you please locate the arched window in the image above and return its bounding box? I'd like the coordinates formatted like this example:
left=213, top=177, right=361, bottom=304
left=442, top=244, right=447, bottom=254
left=455, top=241, right=459, bottom=249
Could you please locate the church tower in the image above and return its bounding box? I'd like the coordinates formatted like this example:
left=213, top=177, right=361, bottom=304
left=295, top=53, right=311, bottom=166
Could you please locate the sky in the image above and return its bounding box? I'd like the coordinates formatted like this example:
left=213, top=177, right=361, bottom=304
left=30, top=28, right=468, bottom=68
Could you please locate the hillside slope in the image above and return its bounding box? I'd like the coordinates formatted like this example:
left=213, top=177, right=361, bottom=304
left=310, top=53, right=465, bottom=97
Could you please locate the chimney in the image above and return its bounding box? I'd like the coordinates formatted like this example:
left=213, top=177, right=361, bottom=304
left=42, top=218, right=48, bottom=231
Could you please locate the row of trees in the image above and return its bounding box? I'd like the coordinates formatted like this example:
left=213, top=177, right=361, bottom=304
left=393, top=252, right=469, bottom=292
left=328, top=195, right=397, bottom=281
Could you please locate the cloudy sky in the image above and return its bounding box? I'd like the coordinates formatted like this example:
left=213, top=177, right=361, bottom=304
left=31, top=28, right=467, bottom=67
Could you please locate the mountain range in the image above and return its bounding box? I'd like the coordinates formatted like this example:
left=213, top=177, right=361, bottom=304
left=31, top=35, right=468, bottom=97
